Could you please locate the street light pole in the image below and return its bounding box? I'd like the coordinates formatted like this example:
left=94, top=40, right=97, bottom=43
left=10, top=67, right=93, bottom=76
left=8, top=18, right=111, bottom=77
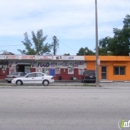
left=95, top=0, right=99, bottom=87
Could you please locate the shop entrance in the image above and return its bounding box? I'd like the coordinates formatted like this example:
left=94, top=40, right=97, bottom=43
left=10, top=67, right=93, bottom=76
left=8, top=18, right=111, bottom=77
left=16, top=65, right=31, bottom=73
left=17, top=65, right=24, bottom=72
left=101, top=66, right=107, bottom=79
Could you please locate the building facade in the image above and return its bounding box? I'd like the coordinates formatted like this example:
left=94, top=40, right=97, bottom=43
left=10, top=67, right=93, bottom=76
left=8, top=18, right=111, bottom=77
left=0, top=55, right=130, bottom=81
left=0, top=55, right=86, bottom=80
left=85, top=56, right=130, bottom=81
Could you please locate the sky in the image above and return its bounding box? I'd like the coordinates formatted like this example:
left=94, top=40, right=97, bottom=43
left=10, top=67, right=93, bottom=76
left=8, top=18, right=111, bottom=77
left=0, top=0, right=130, bottom=55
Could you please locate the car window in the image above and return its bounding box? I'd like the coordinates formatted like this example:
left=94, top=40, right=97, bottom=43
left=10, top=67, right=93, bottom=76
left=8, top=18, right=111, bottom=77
left=26, top=73, right=36, bottom=77
left=36, top=73, right=43, bottom=77
left=20, top=72, right=25, bottom=76
left=10, top=72, right=19, bottom=75
left=84, top=71, right=95, bottom=76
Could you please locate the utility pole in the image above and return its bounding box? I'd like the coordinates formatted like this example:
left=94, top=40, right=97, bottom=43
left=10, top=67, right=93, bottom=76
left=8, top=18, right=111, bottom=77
left=53, top=36, right=59, bottom=55
left=95, top=0, right=99, bottom=87
left=53, top=36, right=56, bottom=55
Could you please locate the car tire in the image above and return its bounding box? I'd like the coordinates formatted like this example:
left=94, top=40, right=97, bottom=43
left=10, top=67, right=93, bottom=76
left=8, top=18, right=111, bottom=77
left=42, top=80, right=49, bottom=86
left=16, top=80, right=23, bottom=85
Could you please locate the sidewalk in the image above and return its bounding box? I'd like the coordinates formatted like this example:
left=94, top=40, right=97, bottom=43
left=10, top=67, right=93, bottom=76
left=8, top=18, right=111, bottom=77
left=0, top=80, right=130, bottom=89
left=0, top=81, right=96, bottom=86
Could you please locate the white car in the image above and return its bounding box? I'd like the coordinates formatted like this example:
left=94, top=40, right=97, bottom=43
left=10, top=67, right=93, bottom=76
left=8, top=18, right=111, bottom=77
left=11, top=72, right=54, bottom=86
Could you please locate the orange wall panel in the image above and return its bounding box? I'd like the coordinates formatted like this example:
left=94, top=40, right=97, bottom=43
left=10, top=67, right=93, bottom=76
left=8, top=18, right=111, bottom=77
left=100, top=61, right=130, bottom=81
left=86, top=61, right=95, bottom=70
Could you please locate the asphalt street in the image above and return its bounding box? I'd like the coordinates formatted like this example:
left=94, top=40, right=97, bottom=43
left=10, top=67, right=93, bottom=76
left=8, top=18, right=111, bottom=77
left=0, top=86, right=130, bottom=130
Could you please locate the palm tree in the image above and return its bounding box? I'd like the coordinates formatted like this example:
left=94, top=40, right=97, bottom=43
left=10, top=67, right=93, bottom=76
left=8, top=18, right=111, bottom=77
left=18, top=29, right=53, bottom=55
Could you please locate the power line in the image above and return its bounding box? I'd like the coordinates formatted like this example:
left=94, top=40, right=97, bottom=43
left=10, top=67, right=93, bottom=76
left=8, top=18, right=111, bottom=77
left=0, top=37, right=53, bottom=47
left=59, top=41, right=77, bottom=52
left=0, top=39, right=78, bottom=54
left=47, top=37, right=78, bottom=54
left=0, top=43, right=23, bottom=47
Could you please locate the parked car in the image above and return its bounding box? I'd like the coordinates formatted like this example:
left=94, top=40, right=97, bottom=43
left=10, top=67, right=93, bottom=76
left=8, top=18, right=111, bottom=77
left=82, top=70, right=96, bottom=83
left=5, top=72, right=26, bottom=83
left=11, top=72, right=54, bottom=86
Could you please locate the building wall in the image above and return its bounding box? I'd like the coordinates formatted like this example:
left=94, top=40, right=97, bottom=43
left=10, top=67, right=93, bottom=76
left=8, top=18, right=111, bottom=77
left=0, top=62, right=9, bottom=79
left=85, top=56, right=130, bottom=81
left=0, top=68, right=9, bottom=79
left=54, top=68, right=83, bottom=80
left=101, top=61, right=130, bottom=81
left=31, top=61, right=86, bottom=80
left=0, top=60, right=86, bottom=80
left=86, top=61, right=95, bottom=70
left=1, top=55, right=130, bottom=81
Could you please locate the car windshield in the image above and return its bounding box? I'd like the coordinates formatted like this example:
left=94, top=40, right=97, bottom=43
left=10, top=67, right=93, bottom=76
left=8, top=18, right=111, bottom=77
left=84, top=71, right=95, bottom=75
left=10, top=72, right=19, bottom=75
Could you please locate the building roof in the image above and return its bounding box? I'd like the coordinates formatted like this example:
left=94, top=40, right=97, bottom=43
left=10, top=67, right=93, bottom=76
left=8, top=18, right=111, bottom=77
left=84, top=56, right=130, bottom=61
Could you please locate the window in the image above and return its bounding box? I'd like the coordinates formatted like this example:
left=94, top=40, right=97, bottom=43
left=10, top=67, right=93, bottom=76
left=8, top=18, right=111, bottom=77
left=84, top=70, right=95, bottom=76
left=27, top=73, right=36, bottom=77
left=20, top=72, right=26, bottom=76
left=36, top=73, right=42, bottom=77
left=10, top=72, right=19, bottom=75
left=114, top=66, right=125, bottom=75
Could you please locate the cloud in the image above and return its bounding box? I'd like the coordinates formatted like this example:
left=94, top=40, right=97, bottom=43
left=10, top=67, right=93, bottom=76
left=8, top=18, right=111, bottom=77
left=0, top=0, right=129, bottom=55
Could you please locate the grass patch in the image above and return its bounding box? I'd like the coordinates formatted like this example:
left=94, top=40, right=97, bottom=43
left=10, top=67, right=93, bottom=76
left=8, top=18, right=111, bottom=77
left=83, top=83, right=96, bottom=87
left=0, top=83, right=12, bottom=86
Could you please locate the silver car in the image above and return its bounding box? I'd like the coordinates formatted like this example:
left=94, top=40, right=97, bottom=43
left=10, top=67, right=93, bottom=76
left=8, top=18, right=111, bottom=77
left=11, top=72, right=54, bottom=86
left=5, top=72, right=26, bottom=83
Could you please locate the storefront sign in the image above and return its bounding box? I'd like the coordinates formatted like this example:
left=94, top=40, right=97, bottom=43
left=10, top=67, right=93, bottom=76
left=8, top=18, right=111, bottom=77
left=6, top=55, right=18, bottom=59
left=38, top=62, right=50, bottom=67
left=55, top=56, right=74, bottom=60
left=0, top=55, right=6, bottom=59
left=35, top=56, right=53, bottom=60
left=0, top=55, right=84, bottom=61
left=68, top=67, right=74, bottom=74
left=21, top=55, right=35, bottom=59
left=0, top=55, right=53, bottom=60
left=53, top=56, right=84, bottom=60
left=31, top=61, right=86, bottom=68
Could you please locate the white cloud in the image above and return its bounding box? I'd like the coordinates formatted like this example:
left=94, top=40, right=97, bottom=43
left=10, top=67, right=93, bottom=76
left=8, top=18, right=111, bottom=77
left=0, top=0, right=129, bottom=54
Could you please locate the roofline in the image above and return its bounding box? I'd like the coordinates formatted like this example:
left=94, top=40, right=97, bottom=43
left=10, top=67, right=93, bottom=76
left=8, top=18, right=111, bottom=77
left=84, top=56, right=130, bottom=61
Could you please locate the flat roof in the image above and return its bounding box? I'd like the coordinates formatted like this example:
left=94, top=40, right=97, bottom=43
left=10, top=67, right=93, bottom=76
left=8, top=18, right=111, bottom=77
left=84, top=56, right=130, bottom=61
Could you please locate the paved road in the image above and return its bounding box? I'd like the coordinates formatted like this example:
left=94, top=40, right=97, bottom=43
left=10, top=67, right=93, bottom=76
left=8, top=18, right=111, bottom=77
left=0, top=87, right=130, bottom=130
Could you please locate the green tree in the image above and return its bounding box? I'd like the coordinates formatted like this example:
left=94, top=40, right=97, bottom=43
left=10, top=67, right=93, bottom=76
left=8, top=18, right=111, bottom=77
left=99, top=36, right=112, bottom=55
left=77, top=47, right=95, bottom=55
left=18, top=29, right=53, bottom=55
left=99, top=14, right=130, bottom=56
left=53, top=36, right=59, bottom=55
left=0, top=50, right=14, bottom=55
left=63, top=53, right=70, bottom=56
left=123, top=14, right=130, bottom=28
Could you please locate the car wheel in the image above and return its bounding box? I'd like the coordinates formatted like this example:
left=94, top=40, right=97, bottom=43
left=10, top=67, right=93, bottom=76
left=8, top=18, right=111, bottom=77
left=16, top=80, right=23, bottom=85
left=43, top=80, right=49, bottom=86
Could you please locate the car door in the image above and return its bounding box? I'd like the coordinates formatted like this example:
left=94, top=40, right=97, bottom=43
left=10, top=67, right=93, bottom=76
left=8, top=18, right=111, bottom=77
left=22, top=73, right=36, bottom=84
left=33, top=73, right=43, bottom=84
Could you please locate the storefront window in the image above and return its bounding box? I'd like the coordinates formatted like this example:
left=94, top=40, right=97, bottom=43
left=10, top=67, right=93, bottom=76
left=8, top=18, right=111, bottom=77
left=68, top=67, right=74, bottom=74
left=114, top=66, right=125, bottom=75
